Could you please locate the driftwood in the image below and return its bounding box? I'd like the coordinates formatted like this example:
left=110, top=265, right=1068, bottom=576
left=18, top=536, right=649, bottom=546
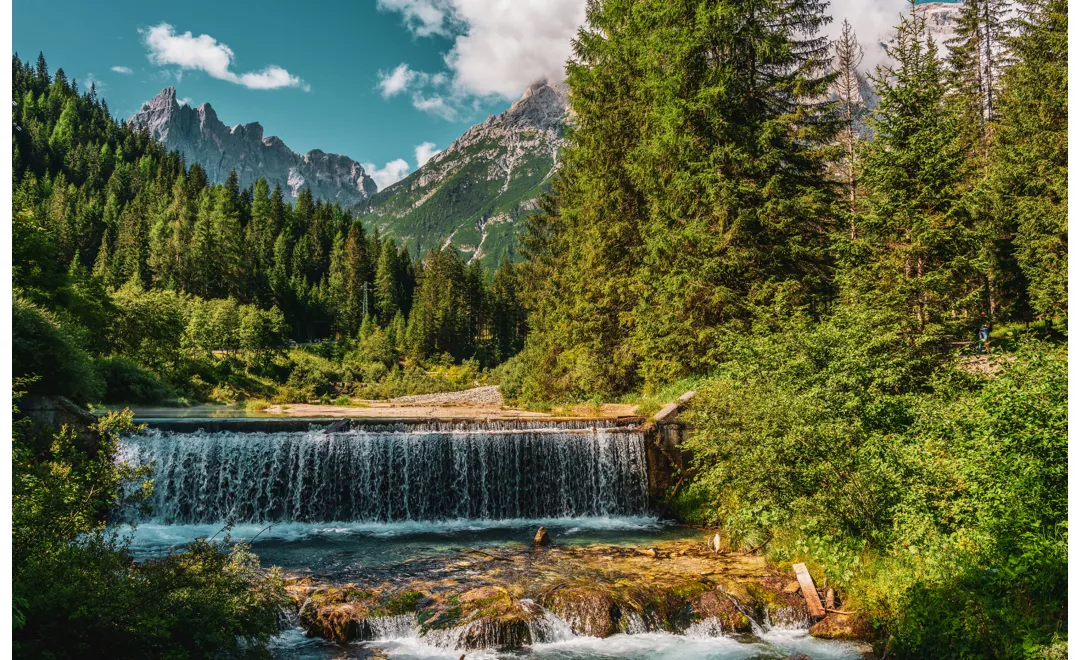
left=792, top=563, right=826, bottom=618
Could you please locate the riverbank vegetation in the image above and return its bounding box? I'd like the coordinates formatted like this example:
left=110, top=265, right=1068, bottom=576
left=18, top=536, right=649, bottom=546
left=12, top=397, right=289, bottom=657
left=503, top=0, right=1067, bottom=656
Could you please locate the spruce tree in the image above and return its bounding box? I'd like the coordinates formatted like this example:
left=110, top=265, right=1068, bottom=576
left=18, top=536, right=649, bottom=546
left=833, top=19, right=866, bottom=237
left=989, top=0, right=1067, bottom=320
left=859, top=7, right=976, bottom=339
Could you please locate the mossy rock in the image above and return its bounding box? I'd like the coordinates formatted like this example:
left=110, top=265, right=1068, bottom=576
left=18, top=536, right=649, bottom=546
left=297, top=586, right=383, bottom=643
left=746, top=579, right=809, bottom=628
left=544, top=586, right=621, bottom=637
left=421, top=586, right=543, bottom=650
left=688, top=589, right=753, bottom=634
left=809, top=613, right=872, bottom=641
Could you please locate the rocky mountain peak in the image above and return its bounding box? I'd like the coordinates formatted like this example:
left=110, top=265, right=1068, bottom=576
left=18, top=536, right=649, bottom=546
left=128, top=88, right=376, bottom=203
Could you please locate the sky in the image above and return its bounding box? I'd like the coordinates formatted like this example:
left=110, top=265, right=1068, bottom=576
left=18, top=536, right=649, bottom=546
left=13, top=0, right=921, bottom=189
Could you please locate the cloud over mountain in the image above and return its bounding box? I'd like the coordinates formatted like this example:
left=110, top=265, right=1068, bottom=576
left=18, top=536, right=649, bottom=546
left=142, top=23, right=309, bottom=91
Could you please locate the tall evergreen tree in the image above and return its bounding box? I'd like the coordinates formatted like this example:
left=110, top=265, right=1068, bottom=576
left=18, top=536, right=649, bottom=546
left=858, top=7, right=976, bottom=339
left=833, top=19, right=866, bottom=237
left=989, top=0, right=1067, bottom=320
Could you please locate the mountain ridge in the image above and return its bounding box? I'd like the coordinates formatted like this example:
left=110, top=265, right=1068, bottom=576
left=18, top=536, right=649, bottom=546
left=127, top=87, right=376, bottom=204
left=360, top=80, right=569, bottom=268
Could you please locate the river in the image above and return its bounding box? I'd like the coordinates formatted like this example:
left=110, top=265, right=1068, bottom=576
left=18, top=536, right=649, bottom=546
left=119, top=420, right=866, bottom=660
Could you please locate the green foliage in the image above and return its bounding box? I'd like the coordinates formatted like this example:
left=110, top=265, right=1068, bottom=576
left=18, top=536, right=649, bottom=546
left=13, top=296, right=103, bottom=403
left=856, top=7, right=977, bottom=340
left=683, top=314, right=1066, bottom=656
left=520, top=0, right=840, bottom=399
left=11, top=52, right=520, bottom=407
left=95, top=355, right=175, bottom=404
left=989, top=0, right=1067, bottom=320
left=12, top=403, right=288, bottom=658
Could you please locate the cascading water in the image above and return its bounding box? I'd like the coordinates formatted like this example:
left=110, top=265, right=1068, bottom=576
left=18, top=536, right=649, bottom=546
left=118, top=420, right=650, bottom=524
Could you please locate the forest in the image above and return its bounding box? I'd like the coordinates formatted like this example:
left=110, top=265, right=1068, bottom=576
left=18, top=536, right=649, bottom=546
left=501, top=0, right=1066, bottom=656
left=11, top=0, right=1067, bottom=657
left=12, top=50, right=527, bottom=406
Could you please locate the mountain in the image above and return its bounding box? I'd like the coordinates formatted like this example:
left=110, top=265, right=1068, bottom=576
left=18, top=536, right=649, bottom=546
left=128, top=87, right=376, bottom=204
left=917, top=0, right=963, bottom=43
left=360, top=80, right=568, bottom=268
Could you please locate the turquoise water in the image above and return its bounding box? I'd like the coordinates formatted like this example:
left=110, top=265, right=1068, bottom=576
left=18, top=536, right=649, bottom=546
left=121, top=419, right=865, bottom=659
left=126, top=517, right=692, bottom=580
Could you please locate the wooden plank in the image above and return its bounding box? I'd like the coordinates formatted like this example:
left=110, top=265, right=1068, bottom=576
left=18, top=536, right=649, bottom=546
left=793, top=563, right=826, bottom=618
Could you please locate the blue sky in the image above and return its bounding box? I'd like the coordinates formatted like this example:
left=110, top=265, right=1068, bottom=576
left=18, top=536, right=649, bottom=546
left=12, top=0, right=574, bottom=187
left=13, top=0, right=913, bottom=187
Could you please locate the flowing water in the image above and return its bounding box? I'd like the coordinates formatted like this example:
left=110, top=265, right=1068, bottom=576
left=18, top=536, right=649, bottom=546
left=119, top=421, right=864, bottom=660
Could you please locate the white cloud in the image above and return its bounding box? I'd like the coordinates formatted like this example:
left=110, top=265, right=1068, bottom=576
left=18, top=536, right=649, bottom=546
left=111, top=65, right=133, bottom=74
left=442, top=0, right=585, bottom=99
left=414, top=141, right=439, bottom=167
left=363, top=158, right=411, bottom=190
left=825, top=0, right=910, bottom=71
left=378, top=0, right=912, bottom=107
left=178, top=96, right=194, bottom=106
left=377, top=63, right=420, bottom=98
left=375, top=0, right=458, bottom=37
left=141, top=23, right=309, bottom=91
left=411, top=93, right=456, bottom=120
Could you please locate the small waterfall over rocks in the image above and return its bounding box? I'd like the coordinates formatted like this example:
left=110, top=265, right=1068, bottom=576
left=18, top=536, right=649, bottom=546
left=119, top=421, right=650, bottom=524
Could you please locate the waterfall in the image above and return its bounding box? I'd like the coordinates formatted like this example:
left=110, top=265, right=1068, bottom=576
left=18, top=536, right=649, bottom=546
left=119, top=423, right=650, bottom=524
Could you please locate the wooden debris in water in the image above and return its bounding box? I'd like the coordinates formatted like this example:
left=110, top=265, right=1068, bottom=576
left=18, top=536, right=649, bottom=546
left=792, top=563, right=826, bottom=618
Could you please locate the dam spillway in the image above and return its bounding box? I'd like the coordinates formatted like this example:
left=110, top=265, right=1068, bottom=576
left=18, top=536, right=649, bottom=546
left=118, top=420, right=651, bottom=525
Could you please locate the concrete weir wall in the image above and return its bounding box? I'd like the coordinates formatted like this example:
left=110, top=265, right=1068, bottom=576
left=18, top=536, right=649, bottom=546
left=132, top=413, right=691, bottom=515
left=643, top=421, right=692, bottom=507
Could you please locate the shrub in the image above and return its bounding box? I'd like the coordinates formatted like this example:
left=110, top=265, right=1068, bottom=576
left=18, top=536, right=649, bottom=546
left=95, top=356, right=175, bottom=404
left=13, top=297, right=103, bottom=403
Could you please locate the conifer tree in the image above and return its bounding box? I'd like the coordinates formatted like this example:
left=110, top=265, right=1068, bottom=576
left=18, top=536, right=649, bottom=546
left=374, top=238, right=405, bottom=322
left=859, top=7, right=976, bottom=338
left=833, top=19, right=866, bottom=236
left=989, top=0, right=1067, bottom=320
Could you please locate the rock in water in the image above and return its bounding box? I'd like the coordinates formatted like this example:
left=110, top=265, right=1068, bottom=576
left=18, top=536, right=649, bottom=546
left=534, top=526, right=550, bottom=546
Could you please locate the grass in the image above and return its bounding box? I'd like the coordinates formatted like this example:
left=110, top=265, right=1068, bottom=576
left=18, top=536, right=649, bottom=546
left=618, top=375, right=710, bottom=418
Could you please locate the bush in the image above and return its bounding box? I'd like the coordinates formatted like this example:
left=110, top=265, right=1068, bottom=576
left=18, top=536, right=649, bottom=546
left=13, top=406, right=289, bottom=659
left=285, top=350, right=341, bottom=397
left=681, top=309, right=1067, bottom=657
left=13, top=296, right=103, bottom=403
left=95, top=356, right=175, bottom=404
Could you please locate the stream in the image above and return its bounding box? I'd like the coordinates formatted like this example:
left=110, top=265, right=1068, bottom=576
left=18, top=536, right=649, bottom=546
left=120, top=421, right=867, bottom=660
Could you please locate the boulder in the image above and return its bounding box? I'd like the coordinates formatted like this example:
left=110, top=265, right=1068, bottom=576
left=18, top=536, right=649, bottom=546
left=544, top=587, right=620, bottom=637
left=688, top=589, right=753, bottom=633
left=534, top=526, right=550, bottom=546
left=420, top=586, right=542, bottom=650
left=809, top=612, right=872, bottom=641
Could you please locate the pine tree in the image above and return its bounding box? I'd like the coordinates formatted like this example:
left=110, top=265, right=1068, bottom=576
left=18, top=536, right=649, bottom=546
left=374, top=238, right=405, bottom=322
left=269, top=232, right=291, bottom=310
left=859, top=6, right=976, bottom=338
left=989, top=0, right=1067, bottom=320
left=833, top=19, right=866, bottom=237
left=490, top=256, right=525, bottom=361
left=247, top=178, right=275, bottom=302
left=213, top=178, right=246, bottom=299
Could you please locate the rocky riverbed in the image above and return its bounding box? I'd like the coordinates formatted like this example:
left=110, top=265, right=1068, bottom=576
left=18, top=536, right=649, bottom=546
left=282, top=537, right=872, bottom=656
